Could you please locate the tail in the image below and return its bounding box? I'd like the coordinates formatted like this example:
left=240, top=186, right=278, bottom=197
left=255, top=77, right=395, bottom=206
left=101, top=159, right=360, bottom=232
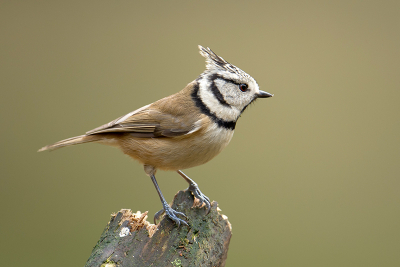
left=38, top=135, right=103, bottom=152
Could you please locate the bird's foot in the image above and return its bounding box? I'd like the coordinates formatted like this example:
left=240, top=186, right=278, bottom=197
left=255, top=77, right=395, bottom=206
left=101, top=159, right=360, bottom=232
left=188, top=182, right=211, bottom=214
left=154, top=204, right=188, bottom=227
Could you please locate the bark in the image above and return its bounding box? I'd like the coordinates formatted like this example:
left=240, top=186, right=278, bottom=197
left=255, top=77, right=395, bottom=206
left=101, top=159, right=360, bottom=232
left=85, top=189, right=232, bottom=267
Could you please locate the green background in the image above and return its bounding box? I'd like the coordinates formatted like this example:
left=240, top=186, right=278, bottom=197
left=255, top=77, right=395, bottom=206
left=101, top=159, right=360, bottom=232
left=1, top=1, right=399, bottom=266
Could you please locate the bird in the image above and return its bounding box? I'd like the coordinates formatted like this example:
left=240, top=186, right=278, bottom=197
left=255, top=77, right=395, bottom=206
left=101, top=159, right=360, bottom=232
left=38, top=45, right=273, bottom=226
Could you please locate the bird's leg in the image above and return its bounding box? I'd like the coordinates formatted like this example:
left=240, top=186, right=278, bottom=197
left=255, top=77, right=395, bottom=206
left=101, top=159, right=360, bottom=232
left=177, top=170, right=211, bottom=214
left=150, top=174, right=188, bottom=226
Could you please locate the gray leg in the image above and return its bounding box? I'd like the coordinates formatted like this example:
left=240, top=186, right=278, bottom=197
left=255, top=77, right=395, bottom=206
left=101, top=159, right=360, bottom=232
left=177, top=170, right=211, bottom=214
left=150, top=174, right=188, bottom=226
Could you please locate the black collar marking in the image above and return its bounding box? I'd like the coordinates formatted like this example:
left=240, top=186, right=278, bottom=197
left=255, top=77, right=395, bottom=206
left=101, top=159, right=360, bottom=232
left=191, top=82, right=236, bottom=130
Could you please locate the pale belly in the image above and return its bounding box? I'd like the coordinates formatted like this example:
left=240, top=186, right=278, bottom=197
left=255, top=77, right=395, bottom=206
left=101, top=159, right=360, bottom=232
left=117, top=124, right=234, bottom=171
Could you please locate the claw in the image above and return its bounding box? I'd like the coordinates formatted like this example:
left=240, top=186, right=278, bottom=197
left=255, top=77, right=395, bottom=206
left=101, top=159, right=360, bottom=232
left=188, top=183, right=211, bottom=214
left=164, top=206, right=188, bottom=227
left=154, top=209, right=165, bottom=224
left=177, top=170, right=212, bottom=215
left=154, top=205, right=188, bottom=226
left=150, top=173, right=188, bottom=226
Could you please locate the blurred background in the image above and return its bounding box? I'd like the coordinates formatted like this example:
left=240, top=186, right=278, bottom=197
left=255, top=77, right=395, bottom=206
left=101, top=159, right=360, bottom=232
left=1, top=1, right=399, bottom=266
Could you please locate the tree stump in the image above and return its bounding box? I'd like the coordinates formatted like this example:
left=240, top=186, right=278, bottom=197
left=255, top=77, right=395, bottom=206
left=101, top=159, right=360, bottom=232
left=85, top=189, right=232, bottom=267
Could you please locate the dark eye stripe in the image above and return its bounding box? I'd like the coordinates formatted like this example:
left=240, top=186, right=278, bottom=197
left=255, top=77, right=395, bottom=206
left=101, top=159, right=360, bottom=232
left=208, top=74, right=231, bottom=107
left=209, top=73, right=241, bottom=86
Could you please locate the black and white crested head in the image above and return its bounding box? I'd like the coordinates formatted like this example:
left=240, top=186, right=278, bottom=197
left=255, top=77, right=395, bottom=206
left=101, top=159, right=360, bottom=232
left=198, top=45, right=251, bottom=80
left=193, top=46, right=272, bottom=130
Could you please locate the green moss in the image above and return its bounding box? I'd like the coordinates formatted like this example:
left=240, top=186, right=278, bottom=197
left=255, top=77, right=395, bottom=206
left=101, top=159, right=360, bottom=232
left=101, top=256, right=117, bottom=267
left=171, top=258, right=182, bottom=266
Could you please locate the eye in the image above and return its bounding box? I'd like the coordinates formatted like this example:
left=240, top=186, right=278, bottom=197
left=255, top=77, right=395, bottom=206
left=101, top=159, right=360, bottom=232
left=239, top=83, right=248, bottom=92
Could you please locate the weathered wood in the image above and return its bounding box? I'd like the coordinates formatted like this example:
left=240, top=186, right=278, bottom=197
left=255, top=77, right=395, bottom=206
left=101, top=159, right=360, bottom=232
left=85, top=189, right=232, bottom=267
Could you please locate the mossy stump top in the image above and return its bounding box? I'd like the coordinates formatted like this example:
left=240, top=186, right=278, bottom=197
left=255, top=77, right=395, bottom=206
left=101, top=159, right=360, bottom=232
left=85, top=189, right=232, bottom=267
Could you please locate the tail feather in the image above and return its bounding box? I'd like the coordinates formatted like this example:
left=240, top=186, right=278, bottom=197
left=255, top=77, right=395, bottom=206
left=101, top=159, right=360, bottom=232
left=38, top=135, right=102, bottom=152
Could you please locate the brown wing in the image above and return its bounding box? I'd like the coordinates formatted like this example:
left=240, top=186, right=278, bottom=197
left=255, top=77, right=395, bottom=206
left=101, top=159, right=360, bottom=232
left=85, top=101, right=202, bottom=138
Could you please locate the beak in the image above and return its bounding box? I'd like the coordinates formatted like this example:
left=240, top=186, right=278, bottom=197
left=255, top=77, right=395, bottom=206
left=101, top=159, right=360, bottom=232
left=257, top=90, right=274, bottom=98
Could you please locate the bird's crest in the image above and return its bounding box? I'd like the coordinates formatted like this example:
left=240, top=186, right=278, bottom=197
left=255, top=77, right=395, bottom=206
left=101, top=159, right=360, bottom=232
left=198, top=45, right=250, bottom=79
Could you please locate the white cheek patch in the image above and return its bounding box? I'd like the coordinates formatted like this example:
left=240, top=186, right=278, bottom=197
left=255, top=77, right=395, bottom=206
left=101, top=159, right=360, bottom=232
left=198, top=78, right=241, bottom=122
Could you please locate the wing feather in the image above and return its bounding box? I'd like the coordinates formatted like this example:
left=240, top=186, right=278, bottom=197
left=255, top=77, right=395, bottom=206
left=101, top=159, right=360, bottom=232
left=85, top=104, right=201, bottom=137
left=86, top=82, right=203, bottom=138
